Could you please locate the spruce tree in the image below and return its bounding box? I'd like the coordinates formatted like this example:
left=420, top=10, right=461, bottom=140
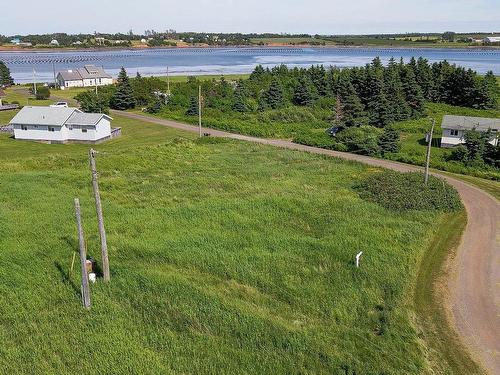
left=233, top=81, right=248, bottom=112
left=378, top=126, right=401, bottom=154
left=336, top=71, right=367, bottom=128
left=401, top=66, right=425, bottom=118
left=365, top=67, right=392, bottom=127
left=384, top=63, right=411, bottom=121
left=0, top=60, right=14, bottom=86
left=264, top=78, right=285, bottom=109
left=293, top=76, right=313, bottom=106
left=480, top=71, right=499, bottom=109
left=110, top=67, right=136, bottom=110
left=186, top=96, right=199, bottom=116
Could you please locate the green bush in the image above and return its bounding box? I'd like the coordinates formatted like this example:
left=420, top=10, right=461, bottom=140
left=35, top=86, right=50, bottom=100
left=356, top=171, right=462, bottom=212
left=336, top=126, right=383, bottom=156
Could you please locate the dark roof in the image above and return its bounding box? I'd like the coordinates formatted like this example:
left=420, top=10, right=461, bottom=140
left=441, top=115, right=500, bottom=132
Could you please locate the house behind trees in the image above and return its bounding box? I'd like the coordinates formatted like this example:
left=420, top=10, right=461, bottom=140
left=441, top=115, right=500, bottom=147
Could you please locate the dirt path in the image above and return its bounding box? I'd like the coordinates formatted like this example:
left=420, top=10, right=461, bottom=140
left=114, top=110, right=500, bottom=374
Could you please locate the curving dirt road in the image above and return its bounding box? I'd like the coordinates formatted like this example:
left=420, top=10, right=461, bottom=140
left=113, top=111, right=500, bottom=374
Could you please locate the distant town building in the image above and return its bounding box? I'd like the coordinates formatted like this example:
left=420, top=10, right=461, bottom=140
left=483, top=36, right=500, bottom=44
left=9, top=106, right=117, bottom=143
left=50, top=39, right=59, bottom=46
left=56, top=65, right=113, bottom=90
left=441, top=115, right=500, bottom=147
left=10, top=38, right=20, bottom=45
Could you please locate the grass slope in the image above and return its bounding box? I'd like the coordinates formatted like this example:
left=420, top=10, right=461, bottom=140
left=0, top=114, right=462, bottom=374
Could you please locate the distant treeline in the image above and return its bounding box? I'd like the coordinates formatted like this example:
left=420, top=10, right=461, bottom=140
left=2, top=31, right=499, bottom=47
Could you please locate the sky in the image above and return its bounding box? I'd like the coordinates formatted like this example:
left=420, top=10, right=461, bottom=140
left=2, top=0, right=500, bottom=36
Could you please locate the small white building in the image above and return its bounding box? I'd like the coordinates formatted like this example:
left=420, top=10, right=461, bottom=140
left=50, top=39, right=59, bottom=46
left=57, top=65, right=113, bottom=90
left=10, top=106, right=116, bottom=143
left=441, top=115, right=500, bottom=148
left=483, top=36, right=500, bottom=44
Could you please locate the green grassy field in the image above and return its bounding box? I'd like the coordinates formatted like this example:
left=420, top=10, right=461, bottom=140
left=0, top=111, right=473, bottom=374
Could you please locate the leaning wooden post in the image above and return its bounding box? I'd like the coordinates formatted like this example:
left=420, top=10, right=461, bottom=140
left=89, top=148, right=110, bottom=282
left=74, top=198, right=91, bottom=309
left=424, top=118, right=435, bottom=185
left=198, top=85, right=202, bottom=138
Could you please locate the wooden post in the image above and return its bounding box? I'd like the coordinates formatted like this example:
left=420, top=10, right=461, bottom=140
left=74, top=198, right=91, bottom=309
left=198, top=85, right=202, bottom=137
left=424, top=119, right=435, bottom=185
left=89, top=148, right=110, bottom=282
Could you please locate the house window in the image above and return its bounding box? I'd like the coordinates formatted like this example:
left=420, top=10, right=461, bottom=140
left=450, top=129, right=459, bottom=136
left=82, top=128, right=87, bottom=133
left=48, top=127, right=55, bottom=132
left=21, top=125, right=28, bottom=130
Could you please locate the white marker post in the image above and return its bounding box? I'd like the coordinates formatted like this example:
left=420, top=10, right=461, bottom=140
left=355, top=251, right=363, bottom=268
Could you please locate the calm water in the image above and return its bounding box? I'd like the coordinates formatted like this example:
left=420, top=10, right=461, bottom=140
left=1, top=47, right=499, bottom=83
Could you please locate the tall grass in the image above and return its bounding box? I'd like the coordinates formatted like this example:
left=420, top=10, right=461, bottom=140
left=0, top=114, right=456, bottom=374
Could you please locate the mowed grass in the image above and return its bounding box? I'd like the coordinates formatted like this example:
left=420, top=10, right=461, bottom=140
left=0, top=113, right=465, bottom=374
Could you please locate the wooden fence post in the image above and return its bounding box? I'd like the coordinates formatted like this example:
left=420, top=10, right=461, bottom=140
left=89, top=148, right=110, bottom=282
left=424, top=118, right=435, bottom=185
left=74, top=198, right=91, bottom=309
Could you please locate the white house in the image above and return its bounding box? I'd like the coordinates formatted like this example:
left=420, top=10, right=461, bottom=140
left=441, top=115, right=500, bottom=148
left=50, top=39, right=59, bottom=46
left=56, top=65, right=113, bottom=90
left=483, top=36, right=500, bottom=44
left=10, top=106, right=116, bottom=143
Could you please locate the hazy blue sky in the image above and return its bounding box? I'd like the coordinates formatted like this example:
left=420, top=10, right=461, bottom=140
left=2, top=0, right=499, bottom=35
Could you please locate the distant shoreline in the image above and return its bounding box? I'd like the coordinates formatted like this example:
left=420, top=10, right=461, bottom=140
left=1, top=44, right=499, bottom=53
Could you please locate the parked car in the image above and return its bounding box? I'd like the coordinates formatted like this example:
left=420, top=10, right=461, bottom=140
left=50, top=102, right=68, bottom=108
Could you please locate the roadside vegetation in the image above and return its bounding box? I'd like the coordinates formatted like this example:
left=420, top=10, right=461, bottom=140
left=68, top=57, right=500, bottom=180
left=0, top=112, right=469, bottom=373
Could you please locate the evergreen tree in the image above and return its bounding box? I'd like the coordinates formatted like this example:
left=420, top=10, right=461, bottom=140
left=384, top=61, right=411, bottom=121
left=264, top=78, right=285, bottom=109
left=0, top=60, right=14, bottom=86
left=77, top=91, right=110, bottom=114
left=401, top=66, right=425, bottom=118
left=293, top=76, right=313, bottom=106
left=186, top=96, right=199, bottom=116
left=364, top=67, right=392, bottom=127
left=336, top=71, right=367, bottom=128
left=480, top=71, right=499, bottom=109
left=309, top=65, right=329, bottom=96
left=110, top=67, right=136, bottom=110
left=257, top=94, right=267, bottom=112
left=378, top=126, right=401, bottom=154
left=232, top=81, right=248, bottom=112
left=415, top=57, right=434, bottom=100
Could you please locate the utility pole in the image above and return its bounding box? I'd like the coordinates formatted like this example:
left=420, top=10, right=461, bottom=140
left=166, top=66, right=171, bottom=95
left=198, top=85, right=202, bottom=137
left=424, top=118, right=435, bottom=185
left=32, top=68, right=37, bottom=97
left=74, top=198, right=91, bottom=309
left=52, top=62, right=57, bottom=88
left=89, top=148, right=110, bottom=282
